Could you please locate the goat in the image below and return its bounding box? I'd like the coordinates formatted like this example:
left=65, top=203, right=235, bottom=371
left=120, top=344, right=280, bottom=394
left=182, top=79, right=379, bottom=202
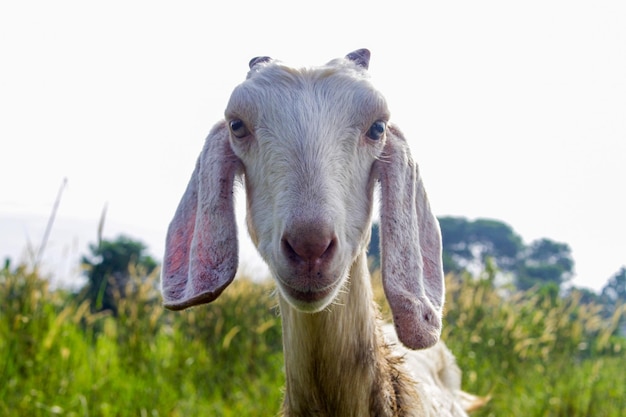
left=161, top=49, right=484, bottom=416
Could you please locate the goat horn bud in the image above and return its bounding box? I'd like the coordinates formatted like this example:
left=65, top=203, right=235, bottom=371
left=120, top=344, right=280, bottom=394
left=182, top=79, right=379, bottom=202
left=345, top=49, right=370, bottom=69
left=249, top=56, right=273, bottom=69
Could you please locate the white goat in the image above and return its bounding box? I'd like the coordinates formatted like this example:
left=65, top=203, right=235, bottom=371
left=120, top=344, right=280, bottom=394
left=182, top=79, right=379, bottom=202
left=161, top=49, right=484, bottom=416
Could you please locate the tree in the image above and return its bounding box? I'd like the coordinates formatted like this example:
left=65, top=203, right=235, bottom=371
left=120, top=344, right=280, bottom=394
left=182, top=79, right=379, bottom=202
left=567, top=286, right=603, bottom=305
left=80, top=235, right=157, bottom=313
left=438, top=217, right=524, bottom=274
left=600, top=267, right=626, bottom=335
left=369, top=216, right=576, bottom=292
left=438, top=217, right=574, bottom=290
left=368, top=223, right=381, bottom=269
left=515, top=238, right=574, bottom=290
left=601, top=267, right=626, bottom=305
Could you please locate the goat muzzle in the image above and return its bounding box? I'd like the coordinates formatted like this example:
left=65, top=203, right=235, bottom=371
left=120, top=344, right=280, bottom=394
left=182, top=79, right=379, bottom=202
left=276, top=222, right=345, bottom=308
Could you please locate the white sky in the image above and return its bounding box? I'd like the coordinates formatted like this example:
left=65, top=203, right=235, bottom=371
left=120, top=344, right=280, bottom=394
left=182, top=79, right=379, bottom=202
left=1, top=1, right=624, bottom=291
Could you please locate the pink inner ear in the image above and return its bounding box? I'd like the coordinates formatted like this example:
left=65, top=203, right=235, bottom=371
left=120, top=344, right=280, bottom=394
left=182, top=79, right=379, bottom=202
left=378, top=127, right=444, bottom=350
left=161, top=182, right=197, bottom=307
left=161, top=122, right=241, bottom=310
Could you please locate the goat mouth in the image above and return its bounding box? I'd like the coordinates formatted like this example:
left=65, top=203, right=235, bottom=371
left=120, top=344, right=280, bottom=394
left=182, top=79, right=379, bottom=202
left=272, top=258, right=350, bottom=311
left=277, top=277, right=343, bottom=312
left=282, top=283, right=334, bottom=303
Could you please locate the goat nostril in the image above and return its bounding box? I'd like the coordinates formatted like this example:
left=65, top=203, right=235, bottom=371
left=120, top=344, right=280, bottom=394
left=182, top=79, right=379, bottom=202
left=281, top=234, right=336, bottom=264
left=324, top=238, right=336, bottom=259
left=281, top=238, right=298, bottom=261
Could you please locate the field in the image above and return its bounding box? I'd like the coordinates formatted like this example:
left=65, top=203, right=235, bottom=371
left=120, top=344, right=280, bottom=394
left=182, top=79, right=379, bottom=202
left=1, top=263, right=625, bottom=416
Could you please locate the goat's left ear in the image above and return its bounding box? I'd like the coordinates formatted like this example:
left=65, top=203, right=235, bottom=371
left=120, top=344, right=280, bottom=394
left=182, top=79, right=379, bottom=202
left=161, top=122, right=241, bottom=310
left=377, top=126, right=445, bottom=350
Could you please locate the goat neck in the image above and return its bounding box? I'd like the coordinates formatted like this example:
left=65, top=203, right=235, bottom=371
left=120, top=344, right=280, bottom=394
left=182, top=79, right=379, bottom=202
left=278, top=251, right=424, bottom=417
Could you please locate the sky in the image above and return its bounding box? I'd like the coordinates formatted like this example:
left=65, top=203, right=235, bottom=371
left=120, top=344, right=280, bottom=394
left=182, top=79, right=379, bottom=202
left=1, top=1, right=624, bottom=292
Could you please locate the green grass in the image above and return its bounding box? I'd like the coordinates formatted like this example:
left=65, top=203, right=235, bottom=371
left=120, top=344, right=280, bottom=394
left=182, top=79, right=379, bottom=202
left=439, top=272, right=626, bottom=417
left=0, top=264, right=284, bottom=416
left=1, top=263, right=624, bottom=416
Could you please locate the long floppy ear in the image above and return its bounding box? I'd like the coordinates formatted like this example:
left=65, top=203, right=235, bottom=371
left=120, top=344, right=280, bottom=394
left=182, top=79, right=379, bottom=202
left=161, top=121, right=241, bottom=310
left=378, top=125, right=445, bottom=350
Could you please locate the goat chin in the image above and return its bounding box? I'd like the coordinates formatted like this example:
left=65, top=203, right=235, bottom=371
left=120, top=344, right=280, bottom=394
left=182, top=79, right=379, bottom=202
left=273, top=259, right=351, bottom=313
left=161, top=49, right=486, bottom=416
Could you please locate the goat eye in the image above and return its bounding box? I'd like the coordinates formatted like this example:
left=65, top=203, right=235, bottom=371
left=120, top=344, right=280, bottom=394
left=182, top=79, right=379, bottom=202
left=229, top=119, right=250, bottom=138
left=366, top=121, right=386, bottom=141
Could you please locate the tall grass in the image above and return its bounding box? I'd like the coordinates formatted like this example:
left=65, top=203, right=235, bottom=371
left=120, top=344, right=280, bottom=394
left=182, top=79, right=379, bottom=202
left=440, top=270, right=626, bottom=417
left=1, top=261, right=625, bottom=416
left=0, top=263, right=284, bottom=416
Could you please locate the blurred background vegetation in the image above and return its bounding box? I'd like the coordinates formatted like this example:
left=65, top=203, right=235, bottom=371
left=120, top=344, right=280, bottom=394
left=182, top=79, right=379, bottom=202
left=1, top=217, right=625, bottom=416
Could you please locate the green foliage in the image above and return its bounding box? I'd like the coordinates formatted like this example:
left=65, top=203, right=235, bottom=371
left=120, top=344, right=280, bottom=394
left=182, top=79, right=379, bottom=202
left=368, top=223, right=380, bottom=269
left=516, top=238, right=575, bottom=290
left=602, top=266, right=626, bottom=305
left=438, top=217, right=524, bottom=271
left=2, top=259, right=625, bottom=416
left=369, top=218, right=578, bottom=291
left=600, top=266, right=626, bottom=335
left=437, top=217, right=575, bottom=290
left=80, top=235, right=157, bottom=313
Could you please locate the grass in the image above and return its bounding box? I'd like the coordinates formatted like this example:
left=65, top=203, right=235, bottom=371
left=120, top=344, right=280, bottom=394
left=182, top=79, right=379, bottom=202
left=439, top=272, right=626, bottom=417
left=1, top=261, right=625, bottom=416
left=0, top=263, right=284, bottom=416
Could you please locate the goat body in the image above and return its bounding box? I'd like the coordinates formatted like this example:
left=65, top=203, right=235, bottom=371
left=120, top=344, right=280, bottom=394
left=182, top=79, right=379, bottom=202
left=161, top=49, right=483, bottom=416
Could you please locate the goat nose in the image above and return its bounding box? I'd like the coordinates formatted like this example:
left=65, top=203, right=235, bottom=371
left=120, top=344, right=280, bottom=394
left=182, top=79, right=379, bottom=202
left=281, top=229, right=337, bottom=265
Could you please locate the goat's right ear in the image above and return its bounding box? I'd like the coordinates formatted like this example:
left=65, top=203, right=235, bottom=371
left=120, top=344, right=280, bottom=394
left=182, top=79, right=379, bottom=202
left=378, top=126, right=445, bottom=350
left=161, top=122, right=241, bottom=310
